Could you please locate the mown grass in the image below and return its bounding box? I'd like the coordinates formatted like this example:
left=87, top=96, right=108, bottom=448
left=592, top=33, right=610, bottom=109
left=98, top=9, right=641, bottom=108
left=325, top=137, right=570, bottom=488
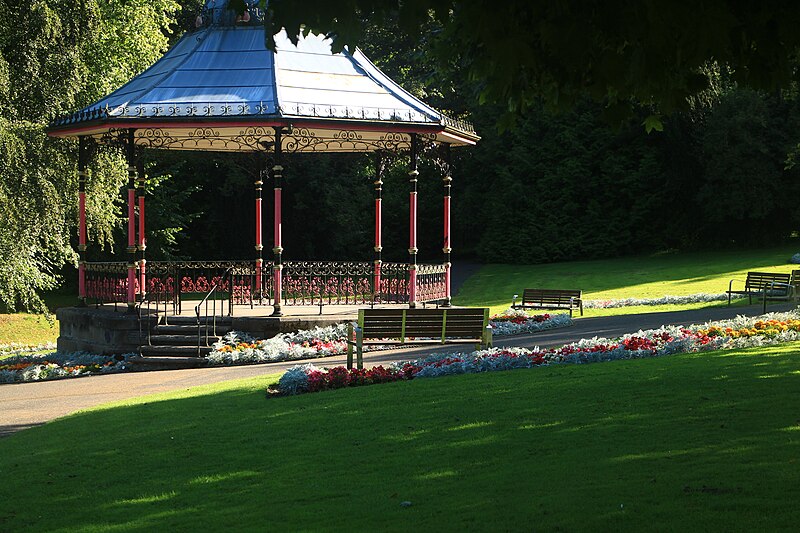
left=454, top=244, right=799, bottom=316
left=0, top=286, right=75, bottom=345
left=1, top=343, right=799, bottom=531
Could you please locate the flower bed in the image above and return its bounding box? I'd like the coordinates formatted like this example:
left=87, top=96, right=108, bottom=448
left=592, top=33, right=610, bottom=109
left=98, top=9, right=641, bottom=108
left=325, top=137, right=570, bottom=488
left=0, top=351, right=132, bottom=384
left=584, top=293, right=730, bottom=309
left=205, top=324, right=350, bottom=365
left=489, top=309, right=572, bottom=336
left=208, top=311, right=570, bottom=366
left=269, top=311, right=800, bottom=396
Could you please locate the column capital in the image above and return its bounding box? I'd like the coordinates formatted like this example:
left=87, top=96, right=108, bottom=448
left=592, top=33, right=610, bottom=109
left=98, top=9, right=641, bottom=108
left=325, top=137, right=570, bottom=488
left=272, top=246, right=283, bottom=254
left=442, top=247, right=452, bottom=253
left=373, top=245, right=383, bottom=252
left=255, top=244, right=264, bottom=251
left=408, top=247, right=418, bottom=254
left=78, top=244, right=87, bottom=252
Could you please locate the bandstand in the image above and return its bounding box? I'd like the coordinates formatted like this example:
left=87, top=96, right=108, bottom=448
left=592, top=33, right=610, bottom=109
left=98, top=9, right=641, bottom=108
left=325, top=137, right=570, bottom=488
left=47, top=0, right=479, bottom=359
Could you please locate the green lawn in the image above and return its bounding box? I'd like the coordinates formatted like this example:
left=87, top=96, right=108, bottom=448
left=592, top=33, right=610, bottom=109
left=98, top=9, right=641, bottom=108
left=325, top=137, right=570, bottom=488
left=0, top=286, right=75, bottom=345
left=1, top=343, right=799, bottom=531
left=454, top=244, right=799, bottom=315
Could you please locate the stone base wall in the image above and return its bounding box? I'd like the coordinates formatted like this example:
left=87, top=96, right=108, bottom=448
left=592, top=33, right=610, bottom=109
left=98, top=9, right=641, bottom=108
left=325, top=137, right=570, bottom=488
left=56, top=307, right=157, bottom=355
left=231, top=316, right=346, bottom=339
left=57, top=307, right=350, bottom=355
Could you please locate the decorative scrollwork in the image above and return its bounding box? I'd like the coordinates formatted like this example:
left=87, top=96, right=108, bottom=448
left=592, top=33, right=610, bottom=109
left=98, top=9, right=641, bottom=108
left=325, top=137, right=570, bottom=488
left=232, top=127, right=276, bottom=151
left=374, top=132, right=412, bottom=152
left=284, top=127, right=325, bottom=152
left=136, top=128, right=178, bottom=148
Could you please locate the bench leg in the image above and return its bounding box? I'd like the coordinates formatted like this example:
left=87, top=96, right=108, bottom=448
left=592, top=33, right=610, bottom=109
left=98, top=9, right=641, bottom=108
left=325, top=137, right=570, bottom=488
left=356, top=329, right=364, bottom=370
left=346, top=323, right=354, bottom=369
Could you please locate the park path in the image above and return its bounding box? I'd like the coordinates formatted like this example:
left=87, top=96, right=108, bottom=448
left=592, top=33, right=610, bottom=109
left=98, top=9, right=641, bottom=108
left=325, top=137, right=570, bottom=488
left=0, top=302, right=794, bottom=438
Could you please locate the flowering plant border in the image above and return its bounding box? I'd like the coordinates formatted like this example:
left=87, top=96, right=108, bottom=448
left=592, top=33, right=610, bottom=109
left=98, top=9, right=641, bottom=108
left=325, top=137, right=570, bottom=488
left=207, top=311, right=571, bottom=366
left=0, top=351, right=132, bottom=384
left=269, top=311, right=800, bottom=396
left=584, top=293, right=730, bottom=309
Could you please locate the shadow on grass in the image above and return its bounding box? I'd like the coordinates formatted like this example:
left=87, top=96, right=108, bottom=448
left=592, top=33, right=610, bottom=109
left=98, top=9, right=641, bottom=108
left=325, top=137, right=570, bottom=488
left=1, top=345, right=799, bottom=531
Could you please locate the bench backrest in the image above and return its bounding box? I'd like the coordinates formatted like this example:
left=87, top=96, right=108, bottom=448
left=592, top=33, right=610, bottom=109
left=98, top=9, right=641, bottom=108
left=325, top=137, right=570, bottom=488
left=358, top=308, right=489, bottom=342
left=745, top=271, right=791, bottom=291
left=522, top=288, right=582, bottom=306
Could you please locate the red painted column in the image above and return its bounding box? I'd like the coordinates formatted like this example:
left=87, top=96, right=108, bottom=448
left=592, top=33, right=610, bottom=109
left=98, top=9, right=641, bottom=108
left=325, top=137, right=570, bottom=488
left=408, top=134, right=419, bottom=307
left=373, top=151, right=383, bottom=302
left=77, top=137, right=88, bottom=305
left=255, top=162, right=264, bottom=297
left=125, top=129, right=137, bottom=311
left=442, top=144, right=453, bottom=306
left=137, top=156, right=146, bottom=299
left=271, top=127, right=284, bottom=316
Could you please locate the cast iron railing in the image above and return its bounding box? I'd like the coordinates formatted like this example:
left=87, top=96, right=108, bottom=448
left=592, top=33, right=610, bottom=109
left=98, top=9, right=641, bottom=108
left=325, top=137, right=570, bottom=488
left=85, top=262, right=132, bottom=308
left=415, top=264, right=448, bottom=303
left=84, top=260, right=448, bottom=313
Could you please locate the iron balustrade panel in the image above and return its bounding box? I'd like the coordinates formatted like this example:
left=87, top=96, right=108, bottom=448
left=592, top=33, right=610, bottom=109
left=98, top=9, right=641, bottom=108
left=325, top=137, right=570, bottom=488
left=143, top=261, right=178, bottom=311
left=378, top=262, right=411, bottom=304
left=416, top=264, right=448, bottom=303
left=171, top=261, right=255, bottom=306
left=84, top=262, right=134, bottom=305
left=282, top=261, right=375, bottom=305
left=144, top=261, right=259, bottom=313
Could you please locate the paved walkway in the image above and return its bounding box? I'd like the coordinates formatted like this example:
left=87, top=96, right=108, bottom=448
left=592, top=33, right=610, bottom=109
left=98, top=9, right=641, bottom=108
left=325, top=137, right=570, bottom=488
left=1, top=302, right=794, bottom=438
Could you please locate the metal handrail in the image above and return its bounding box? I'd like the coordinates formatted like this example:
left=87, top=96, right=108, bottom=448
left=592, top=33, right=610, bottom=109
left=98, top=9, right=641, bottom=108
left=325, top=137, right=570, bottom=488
left=195, top=266, right=234, bottom=355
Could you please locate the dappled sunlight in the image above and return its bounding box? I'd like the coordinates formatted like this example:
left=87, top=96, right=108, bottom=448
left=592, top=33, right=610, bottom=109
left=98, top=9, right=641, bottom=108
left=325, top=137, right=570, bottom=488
left=612, top=446, right=714, bottom=463
left=112, top=491, right=178, bottom=506
left=416, top=469, right=458, bottom=480
left=1, top=344, right=799, bottom=531
left=447, top=421, right=494, bottom=431
left=517, top=421, right=564, bottom=430
left=189, top=471, right=260, bottom=486
left=382, top=428, right=430, bottom=443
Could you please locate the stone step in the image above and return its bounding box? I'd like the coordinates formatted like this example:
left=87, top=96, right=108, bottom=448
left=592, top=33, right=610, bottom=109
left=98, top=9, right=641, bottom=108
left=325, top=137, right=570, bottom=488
left=146, top=334, right=222, bottom=346
left=154, top=324, right=231, bottom=336
left=128, top=356, right=208, bottom=370
left=139, top=345, right=213, bottom=357
left=167, top=315, right=232, bottom=326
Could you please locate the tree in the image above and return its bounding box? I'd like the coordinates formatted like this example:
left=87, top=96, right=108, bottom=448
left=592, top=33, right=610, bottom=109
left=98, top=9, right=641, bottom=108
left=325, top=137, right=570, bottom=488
left=0, top=0, right=180, bottom=312
left=263, top=1, right=800, bottom=126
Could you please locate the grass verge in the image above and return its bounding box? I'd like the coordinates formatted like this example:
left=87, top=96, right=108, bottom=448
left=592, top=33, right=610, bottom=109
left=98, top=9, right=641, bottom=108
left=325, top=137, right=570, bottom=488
left=1, top=343, right=798, bottom=531
left=454, top=244, right=799, bottom=315
left=0, top=314, right=58, bottom=345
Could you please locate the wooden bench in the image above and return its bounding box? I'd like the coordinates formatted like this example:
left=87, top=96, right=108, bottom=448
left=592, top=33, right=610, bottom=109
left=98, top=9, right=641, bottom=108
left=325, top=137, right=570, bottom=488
left=727, top=271, right=793, bottom=312
left=346, top=308, right=492, bottom=369
left=511, top=289, right=583, bottom=317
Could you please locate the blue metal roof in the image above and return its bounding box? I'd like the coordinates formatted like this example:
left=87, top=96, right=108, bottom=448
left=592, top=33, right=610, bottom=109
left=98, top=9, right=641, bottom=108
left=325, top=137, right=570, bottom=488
left=49, top=1, right=477, bottom=145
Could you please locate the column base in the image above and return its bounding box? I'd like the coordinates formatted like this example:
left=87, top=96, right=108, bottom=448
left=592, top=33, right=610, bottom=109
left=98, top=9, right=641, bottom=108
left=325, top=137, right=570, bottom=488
left=409, top=301, right=417, bottom=309
left=440, top=298, right=452, bottom=308
left=126, top=303, right=137, bottom=314
left=77, top=298, right=87, bottom=308
left=271, top=304, right=283, bottom=317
